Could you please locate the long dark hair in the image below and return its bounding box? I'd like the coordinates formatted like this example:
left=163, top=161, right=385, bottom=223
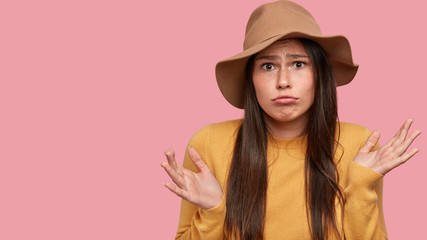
left=224, top=38, right=344, bottom=240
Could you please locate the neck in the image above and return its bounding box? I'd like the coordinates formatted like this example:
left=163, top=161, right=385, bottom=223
left=263, top=113, right=308, bottom=139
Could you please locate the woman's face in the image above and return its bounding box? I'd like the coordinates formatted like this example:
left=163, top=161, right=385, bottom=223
left=252, top=39, right=315, bottom=129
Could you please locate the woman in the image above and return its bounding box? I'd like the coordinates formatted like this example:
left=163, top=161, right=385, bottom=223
left=160, top=1, right=421, bottom=239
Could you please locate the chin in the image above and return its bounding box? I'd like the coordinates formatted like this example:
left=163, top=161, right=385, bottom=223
left=266, top=111, right=309, bottom=125
left=267, top=114, right=298, bottom=123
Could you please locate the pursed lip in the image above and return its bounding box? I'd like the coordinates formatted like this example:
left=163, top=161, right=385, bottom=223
left=271, top=95, right=299, bottom=104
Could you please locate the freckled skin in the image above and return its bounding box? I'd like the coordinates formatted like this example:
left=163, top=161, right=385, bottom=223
left=252, top=39, right=315, bottom=139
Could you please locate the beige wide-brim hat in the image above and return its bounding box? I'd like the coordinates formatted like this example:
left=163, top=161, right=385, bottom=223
left=215, top=0, right=359, bottom=109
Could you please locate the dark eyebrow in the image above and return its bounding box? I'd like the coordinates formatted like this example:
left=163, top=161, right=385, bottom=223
left=286, top=54, right=309, bottom=59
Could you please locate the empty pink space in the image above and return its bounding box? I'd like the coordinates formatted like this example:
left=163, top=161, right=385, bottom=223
left=0, top=0, right=425, bottom=239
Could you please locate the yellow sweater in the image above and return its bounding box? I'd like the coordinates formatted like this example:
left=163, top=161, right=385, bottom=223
left=175, top=120, right=388, bottom=239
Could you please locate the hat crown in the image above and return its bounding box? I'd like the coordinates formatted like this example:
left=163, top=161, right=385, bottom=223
left=244, top=0, right=322, bottom=49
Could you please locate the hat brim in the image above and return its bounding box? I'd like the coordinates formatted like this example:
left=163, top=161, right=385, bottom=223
left=215, top=32, right=359, bottom=109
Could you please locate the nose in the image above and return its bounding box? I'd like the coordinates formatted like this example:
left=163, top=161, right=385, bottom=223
left=276, top=69, right=291, bottom=89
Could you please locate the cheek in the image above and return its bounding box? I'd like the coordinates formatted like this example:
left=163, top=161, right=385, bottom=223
left=253, top=81, right=270, bottom=105
left=301, top=73, right=315, bottom=99
left=305, top=82, right=316, bottom=106
left=252, top=76, right=265, bottom=98
left=293, top=77, right=315, bottom=110
left=252, top=71, right=277, bottom=100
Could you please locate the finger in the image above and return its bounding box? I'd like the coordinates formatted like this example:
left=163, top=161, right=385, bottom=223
left=396, top=148, right=420, bottom=166
left=393, top=118, right=411, bottom=137
left=382, top=135, right=396, bottom=149
left=383, top=124, right=404, bottom=149
left=188, top=146, right=209, bottom=173
left=164, top=149, right=178, bottom=170
left=394, top=130, right=421, bottom=156
left=360, top=130, right=380, bottom=153
left=392, top=119, right=414, bottom=147
left=164, top=148, right=183, bottom=176
left=160, top=162, right=186, bottom=189
left=163, top=182, right=191, bottom=200
left=383, top=119, right=409, bottom=148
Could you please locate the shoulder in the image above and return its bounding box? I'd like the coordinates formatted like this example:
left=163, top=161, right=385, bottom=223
left=187, top=119, right=242, bottom=155
left=337, top=122, right=374, bottom=153
left=339, top=122, right=372, bottom=137
left=185, top=119, right=241, bottom=173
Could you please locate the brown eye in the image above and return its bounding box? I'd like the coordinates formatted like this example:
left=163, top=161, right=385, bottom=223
left=261, top=63, right=275, bottom=70
left=293, top=62, right=305, bottom=69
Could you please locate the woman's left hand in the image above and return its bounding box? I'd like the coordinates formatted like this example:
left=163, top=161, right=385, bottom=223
left=353, top=119, right=421, bottom=175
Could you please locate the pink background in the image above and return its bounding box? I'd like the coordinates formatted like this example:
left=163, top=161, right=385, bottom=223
left=1, top=0, right=425, bottom=239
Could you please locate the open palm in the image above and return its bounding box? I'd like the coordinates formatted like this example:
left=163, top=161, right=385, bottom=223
left=161, top=147, right=223, bottom=210
left=354, top=119, right=421, bottom=175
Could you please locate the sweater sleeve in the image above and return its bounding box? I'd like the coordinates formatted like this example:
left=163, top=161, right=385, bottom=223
left=343, top=128, right=388, bottom=240
left=175, top=125, right=226, bottom=240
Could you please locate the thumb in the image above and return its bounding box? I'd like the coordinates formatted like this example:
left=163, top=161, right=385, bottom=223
left=188, top=146, right=209, bottom=173
left=360, top=130, right=380, bottom=153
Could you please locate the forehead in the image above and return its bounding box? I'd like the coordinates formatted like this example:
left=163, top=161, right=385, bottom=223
left=257, top=39, right=307, bottom=56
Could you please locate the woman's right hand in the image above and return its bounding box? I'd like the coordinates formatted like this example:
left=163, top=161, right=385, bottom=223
left=161, top=146, right=223, bottom=210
